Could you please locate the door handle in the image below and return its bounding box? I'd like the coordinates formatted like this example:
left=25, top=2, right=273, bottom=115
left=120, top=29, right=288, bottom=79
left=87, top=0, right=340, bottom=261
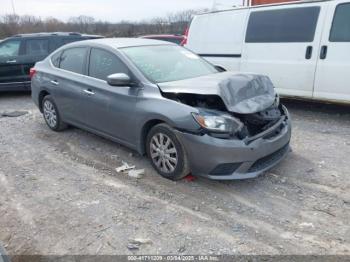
left=6, top=59, right=17, bottom=63
left=305, top=46, right=313, bottom=59
left=83, top=89, right=95, bottom=95
left=50, top=80, right=59, bottom=86
left=320, top=45, right=328, bottom=60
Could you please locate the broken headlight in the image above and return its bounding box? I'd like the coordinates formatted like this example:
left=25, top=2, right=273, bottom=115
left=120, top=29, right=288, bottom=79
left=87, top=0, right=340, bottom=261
left=192, top=110, right=243, bottom=134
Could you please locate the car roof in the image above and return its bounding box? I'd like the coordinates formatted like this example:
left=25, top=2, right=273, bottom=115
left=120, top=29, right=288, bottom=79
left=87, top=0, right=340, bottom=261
left=66, top=38, right=176, bottom=49
left=10, top=32, right=102, bottom=38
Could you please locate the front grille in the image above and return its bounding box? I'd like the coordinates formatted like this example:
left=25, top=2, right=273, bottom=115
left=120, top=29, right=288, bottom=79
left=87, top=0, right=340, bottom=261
left=248, top=143, right=290, bottom=173
left=210, top=162, right=242, bottom=176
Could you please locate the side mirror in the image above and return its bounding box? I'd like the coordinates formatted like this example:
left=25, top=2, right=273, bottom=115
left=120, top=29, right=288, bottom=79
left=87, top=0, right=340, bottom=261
left=214, top=65, right=227, bottom=72
left=107, top=73, right=131, bottom=86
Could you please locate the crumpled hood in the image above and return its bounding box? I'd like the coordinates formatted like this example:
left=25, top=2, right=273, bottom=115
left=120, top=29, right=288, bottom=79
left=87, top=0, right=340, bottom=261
left=158, top=72, right=277, bottom=114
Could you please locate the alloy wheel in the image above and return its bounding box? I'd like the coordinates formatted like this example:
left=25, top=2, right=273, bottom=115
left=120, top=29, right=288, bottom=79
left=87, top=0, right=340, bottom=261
left=43, top=100, right=57, bottom=128
left=150, top=133, right=178, bottom=173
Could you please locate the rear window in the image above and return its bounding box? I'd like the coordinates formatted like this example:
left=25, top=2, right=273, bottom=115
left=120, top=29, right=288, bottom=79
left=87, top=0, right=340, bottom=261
left=26, top=39, right=49, bottom=56
left=59, top=47, right=87, bottom=74
left=246, top=7, right=320, bottom=43
left=330, top=3, right=350, bottom=42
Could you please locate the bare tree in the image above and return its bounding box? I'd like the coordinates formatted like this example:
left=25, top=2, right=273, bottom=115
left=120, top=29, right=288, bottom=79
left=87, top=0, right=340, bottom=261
left=0, top=8, right=205, bottom=39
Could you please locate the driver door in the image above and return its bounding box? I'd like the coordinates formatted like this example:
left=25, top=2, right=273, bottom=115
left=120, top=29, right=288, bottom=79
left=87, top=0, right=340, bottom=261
left=82, top=47, right=138, bottom=144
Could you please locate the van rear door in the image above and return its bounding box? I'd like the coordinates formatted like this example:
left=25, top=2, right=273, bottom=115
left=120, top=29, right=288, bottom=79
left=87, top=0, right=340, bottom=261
left=241, top=3, right=327, bottom=98
left=186, top=10, right=248, bottom=71
left=313, top=1, right=350, bottom=102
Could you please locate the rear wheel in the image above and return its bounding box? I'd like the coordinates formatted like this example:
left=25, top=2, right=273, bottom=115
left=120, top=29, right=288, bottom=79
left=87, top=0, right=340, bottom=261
left=42, top=95, right=67, bottom=131
left=146, top=124, right=190, bottom=180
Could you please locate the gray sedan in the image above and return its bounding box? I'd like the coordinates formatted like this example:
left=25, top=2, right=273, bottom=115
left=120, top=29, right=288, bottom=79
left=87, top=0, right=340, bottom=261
left=31, top=38, right=291, bottom=180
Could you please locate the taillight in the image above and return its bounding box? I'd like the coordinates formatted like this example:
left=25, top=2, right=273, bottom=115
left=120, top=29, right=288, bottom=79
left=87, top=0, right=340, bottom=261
left=181, top=26, right=189, bottom=46
left=29, top=68, right=36, bottom=79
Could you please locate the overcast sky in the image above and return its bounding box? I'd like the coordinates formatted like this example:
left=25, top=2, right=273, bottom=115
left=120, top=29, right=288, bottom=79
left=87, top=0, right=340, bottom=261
left=1, top=0, right=241, bottom=22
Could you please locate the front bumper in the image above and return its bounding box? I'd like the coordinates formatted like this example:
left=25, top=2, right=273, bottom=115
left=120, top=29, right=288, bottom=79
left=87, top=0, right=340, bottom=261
left=176, top=106, right=292, bottom=180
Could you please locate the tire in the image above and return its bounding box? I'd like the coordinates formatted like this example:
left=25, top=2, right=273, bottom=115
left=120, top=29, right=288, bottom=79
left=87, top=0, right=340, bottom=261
left=42, top=95, right=67, bottom=132
left=146, top=123, right=190, bottom=181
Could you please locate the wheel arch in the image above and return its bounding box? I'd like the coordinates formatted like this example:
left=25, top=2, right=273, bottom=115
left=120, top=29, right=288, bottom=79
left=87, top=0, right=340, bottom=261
left=139, top=119, right=165, bottom=155
left=38, top=89, right=50, bottom=113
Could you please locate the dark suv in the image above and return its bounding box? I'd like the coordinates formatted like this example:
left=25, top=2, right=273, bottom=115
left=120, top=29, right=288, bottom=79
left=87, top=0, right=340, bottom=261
left=0, top=32, right=102, bottom=92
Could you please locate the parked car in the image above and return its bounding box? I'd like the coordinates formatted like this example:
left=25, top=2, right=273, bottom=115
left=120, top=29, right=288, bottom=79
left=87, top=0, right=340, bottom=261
left=31, top=38, right=291, bottom=181
left=185, top=0, right=350, bottom=104
left=0, top=32, right=102, bottom=92
left=140, top=34, right=186, bottom=45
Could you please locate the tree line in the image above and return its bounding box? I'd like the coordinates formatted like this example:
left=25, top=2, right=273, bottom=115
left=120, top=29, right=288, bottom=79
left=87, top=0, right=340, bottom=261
left=0, top=9, right=207, bottom=39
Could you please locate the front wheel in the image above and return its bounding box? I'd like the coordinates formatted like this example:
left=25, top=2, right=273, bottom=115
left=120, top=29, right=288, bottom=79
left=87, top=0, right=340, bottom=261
left=146, top=124, right=190, bottom=181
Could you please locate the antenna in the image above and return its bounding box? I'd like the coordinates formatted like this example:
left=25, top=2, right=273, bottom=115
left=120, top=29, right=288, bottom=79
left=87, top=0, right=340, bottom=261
left=11, top=0, right=16, bottom=15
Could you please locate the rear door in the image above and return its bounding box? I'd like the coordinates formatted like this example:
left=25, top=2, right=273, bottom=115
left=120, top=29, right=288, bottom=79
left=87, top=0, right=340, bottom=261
left=241, top=3, right=327, bottom=98
left=186, top=10, right=248, bottom=71
left=52, top=47, right=89, bottom=125
left=0, top=39, right=25, bottom=86
left=313, top=1, right=350, bottom=102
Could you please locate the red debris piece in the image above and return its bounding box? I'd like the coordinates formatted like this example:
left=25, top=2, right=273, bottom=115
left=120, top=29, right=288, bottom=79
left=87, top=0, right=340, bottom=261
left=184, top=174, right=196, bottom=182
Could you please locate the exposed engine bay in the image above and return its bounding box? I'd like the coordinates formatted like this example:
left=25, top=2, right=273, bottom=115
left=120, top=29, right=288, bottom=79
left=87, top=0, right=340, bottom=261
left=162, top=92, right=285, bottom=140
left=158, top=72, right=287, bottom=140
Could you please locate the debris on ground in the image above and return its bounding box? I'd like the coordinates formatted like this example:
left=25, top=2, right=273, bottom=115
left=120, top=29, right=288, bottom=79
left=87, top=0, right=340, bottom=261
left=116, top=161, right=135, bottom=173
left=0, top=111, right=28, bottom=118
left=127, top=238, right=152, bottom=250
left=127, top=242, right=140, bottom=250
left=178, top=245, right=186, bottom=253
left=115, top=161, right=144, bottom=179
left=299, top=222, right=315, bottom=229
left=183, top=174, right=196, bottom=182
left=131, top=238, right=152, bottom=245
left=128, top=169, right=145, bottom=179
left=193, top=206, right=200, bottom=211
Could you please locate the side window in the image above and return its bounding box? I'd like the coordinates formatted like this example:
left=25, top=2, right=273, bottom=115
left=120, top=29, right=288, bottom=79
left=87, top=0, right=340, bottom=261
left=0, top=40, right=21, bottom=57
left=330, top=3, right=350, bottom=42
left=89, top=48, right=130, bottom=81
left=51, top=51, right=61, bottom=67
left=26, top=39, right=49, bottom=56
left=60, top=47, right=87, bottom=74
left=246, top=7, right=320, bottom=43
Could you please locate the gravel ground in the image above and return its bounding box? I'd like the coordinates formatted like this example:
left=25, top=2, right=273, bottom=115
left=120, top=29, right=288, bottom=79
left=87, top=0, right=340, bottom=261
left=0, top=92, right=349, bottom=256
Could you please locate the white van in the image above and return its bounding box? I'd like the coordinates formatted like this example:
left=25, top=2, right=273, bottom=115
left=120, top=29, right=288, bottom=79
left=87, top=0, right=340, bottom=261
left=185, top=0, right=350, bottom=103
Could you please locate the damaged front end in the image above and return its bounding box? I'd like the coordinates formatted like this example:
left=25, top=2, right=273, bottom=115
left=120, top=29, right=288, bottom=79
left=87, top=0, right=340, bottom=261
left=159, top=72, right=289, bottom=143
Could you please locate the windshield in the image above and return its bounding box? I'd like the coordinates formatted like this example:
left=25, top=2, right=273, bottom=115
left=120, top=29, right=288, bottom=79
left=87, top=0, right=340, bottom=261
left=121, top=45, right=218, bottom=83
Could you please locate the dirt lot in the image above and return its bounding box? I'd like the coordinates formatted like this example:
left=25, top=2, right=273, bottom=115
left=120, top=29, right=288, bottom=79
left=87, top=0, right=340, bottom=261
left=0, top=92, right=349, bottom=256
